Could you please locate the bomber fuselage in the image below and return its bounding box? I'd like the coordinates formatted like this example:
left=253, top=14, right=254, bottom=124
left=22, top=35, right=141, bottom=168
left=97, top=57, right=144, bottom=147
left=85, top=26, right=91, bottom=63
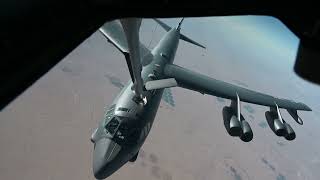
left=91, top=28, right=180, bottom=179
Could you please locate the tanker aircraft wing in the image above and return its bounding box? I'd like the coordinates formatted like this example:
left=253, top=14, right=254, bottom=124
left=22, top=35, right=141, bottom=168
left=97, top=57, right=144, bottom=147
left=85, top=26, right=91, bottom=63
left=99, top=20, right=151, bottom=61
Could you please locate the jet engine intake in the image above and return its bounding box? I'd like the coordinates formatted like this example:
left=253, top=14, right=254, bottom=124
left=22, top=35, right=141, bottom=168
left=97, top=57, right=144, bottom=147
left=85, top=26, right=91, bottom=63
left=222, top=94, right=253, bottom=142
left=223, top=106, right=242, bottom=136
left=265, top=111, right=286, bottom=136
left=265, top=104, right=296, bottom=140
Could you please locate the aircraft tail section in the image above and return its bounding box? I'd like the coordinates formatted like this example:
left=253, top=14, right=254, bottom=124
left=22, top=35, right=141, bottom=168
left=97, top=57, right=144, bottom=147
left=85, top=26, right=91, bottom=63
left=153, top=18, right=205, bottom=49
left=153, top=18, right=171, bottom=32
left=179, top=34, right=206, bottom=49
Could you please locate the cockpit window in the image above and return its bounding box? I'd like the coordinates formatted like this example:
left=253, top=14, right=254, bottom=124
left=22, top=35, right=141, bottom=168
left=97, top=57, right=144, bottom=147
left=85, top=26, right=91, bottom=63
left=117, top=107, right=130, bottom=112
left=105, top=117, right=120, bottom=135
left=114, top=122, right=140, bottom=145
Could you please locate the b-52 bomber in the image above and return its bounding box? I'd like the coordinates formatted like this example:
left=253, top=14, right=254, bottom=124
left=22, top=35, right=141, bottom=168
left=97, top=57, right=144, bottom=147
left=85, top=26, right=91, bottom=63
left=90, top=18, right=311, bottom=179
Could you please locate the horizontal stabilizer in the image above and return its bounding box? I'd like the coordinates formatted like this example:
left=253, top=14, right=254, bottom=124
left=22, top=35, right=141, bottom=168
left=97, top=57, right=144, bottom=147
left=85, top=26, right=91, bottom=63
left=180, top=34, right=206, bottom=49
left=154, top=18, right=205, bottom=49
left=145, top=78, right=177, bottom=90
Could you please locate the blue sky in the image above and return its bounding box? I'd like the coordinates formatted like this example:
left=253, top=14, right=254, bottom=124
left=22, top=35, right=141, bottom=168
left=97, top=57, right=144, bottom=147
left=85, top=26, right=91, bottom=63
left=215, top=16, right=299, bottom=72
left=158, top=16, right=299, bottom=75
left=141, top=16, right=320, bottom=113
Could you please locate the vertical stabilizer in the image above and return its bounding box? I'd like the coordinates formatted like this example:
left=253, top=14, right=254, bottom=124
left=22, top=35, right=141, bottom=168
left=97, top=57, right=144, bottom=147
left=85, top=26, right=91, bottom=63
left=153, top=18, right=205, bottom=49
left=177, top=18, right=185, bottom=31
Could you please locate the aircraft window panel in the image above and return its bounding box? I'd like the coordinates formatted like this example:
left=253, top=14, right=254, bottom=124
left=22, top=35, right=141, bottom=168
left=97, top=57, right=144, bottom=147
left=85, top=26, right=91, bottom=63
left=105, top=112, right=114, bottom=119
left=117, top=107, right=130, bottom=112
left=105, top=117, right=120, bottom=135
left=114, top=122, right=140, bottom=145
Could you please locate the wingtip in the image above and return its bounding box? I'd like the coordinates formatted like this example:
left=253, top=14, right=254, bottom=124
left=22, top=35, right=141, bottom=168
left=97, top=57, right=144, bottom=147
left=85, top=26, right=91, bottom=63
left=306, top=106, right=312, bottom=111
left=302, top=103, right=312, bottom=111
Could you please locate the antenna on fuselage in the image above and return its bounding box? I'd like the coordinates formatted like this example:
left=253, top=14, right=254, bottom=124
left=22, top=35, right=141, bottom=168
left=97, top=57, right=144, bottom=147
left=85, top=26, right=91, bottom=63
left=177, top=18, right=184, bottom=31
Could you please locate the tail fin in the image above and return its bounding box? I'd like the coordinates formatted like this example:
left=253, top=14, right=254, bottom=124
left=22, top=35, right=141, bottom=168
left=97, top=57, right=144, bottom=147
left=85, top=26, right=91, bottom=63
left=177, top=18, right=185, bottom=30
left=153, top=18, right=206, bottom=49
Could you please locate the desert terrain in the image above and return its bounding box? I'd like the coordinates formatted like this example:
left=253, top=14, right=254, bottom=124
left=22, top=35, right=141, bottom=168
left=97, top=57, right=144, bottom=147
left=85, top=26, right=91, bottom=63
left=1, top=17, right=320, bottom=180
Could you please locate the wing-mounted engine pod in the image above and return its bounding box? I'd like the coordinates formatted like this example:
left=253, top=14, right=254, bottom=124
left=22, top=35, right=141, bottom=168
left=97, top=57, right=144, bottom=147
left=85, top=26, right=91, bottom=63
left=265, top=104, right=286, bottom=136
left=265, top=103, right=296, bottom=140
left=283, top=119, right=296, bottom=141
left=240, top=118, right=253, bottom=142
left=222, top=94, right=253, bottom=142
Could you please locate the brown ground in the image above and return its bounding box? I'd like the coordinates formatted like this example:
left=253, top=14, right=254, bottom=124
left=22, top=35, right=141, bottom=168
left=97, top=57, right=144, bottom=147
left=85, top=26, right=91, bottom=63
left=1, top=18, right=320, bottom=180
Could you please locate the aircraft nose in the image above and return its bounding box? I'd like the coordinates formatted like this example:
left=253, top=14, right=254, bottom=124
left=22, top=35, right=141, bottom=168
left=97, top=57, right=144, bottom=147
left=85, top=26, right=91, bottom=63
left=93, top=138, right=121, bottom=179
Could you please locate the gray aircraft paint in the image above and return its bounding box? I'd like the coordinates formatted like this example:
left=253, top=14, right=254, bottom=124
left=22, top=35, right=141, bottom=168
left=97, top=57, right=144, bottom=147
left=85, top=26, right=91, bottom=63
left=104, top=73, right=175, bottom=107
left=92, top=27, right=181, bottom=179
left=91, top=19, right=311, bottom=179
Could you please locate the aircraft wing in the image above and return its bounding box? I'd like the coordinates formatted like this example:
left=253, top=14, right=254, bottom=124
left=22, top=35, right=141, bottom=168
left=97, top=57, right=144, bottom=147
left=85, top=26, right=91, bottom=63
left=99, top=20, right=152, bottom=81
left=99, top=20, right=129, bottom=53
left=99, top=20, right=151, bottom=58
left=163, top=64, right=311, bottom=111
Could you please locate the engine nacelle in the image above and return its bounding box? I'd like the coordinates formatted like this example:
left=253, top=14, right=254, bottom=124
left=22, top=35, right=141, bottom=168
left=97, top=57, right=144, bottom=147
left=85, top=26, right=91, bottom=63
left=222, top=94, right=253, bottom=142
left=223, top=106, right=242, bottom=136
left=265, top=104, right=296, bottom=141
left=240, top=120, right=253, bottom=142
left=283, top=121, right=296, bottom=141
left=222, top=106, right=253, bottom=141
left=265, top=111, right=286, bottom=136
